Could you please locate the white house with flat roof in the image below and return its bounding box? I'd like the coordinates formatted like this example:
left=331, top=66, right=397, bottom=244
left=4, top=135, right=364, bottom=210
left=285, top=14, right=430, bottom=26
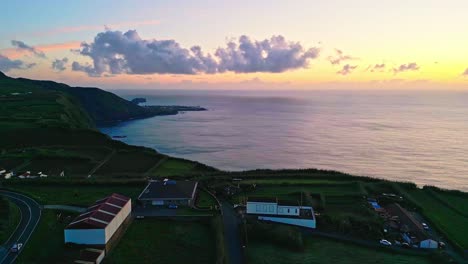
left=246, top=198, right=316, bottom=228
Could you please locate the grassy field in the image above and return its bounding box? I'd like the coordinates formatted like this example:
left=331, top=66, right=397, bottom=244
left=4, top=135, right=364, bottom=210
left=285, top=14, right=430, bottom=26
left=246, top=236, right=431, bottom=264
left=96, top=149, right=164, bottom=175
left=106, top=219, right=216, bottom=264
left=0, top=198, right=21, bottom=244
left=5, top=185, right=144, bottom=206
left=149, top=158, right=197, bottom=176
left=17, top=209, right=80, bottom=264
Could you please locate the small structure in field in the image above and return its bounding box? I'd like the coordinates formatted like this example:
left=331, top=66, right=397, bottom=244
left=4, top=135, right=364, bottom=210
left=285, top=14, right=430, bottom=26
left=64, top=193, right=131, bottom=245
left=386, top=203, right=438, bottom=249
left=246, top=198, right=316, bottom=228
left=138, top=179, right=198, bottom=207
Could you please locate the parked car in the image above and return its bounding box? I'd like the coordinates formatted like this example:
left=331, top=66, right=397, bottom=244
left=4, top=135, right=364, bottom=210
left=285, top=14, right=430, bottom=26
left=421, top=223, right=429, bottom=230
left=402, top=242, right=411, bottom=248
left=168, top=204, right=178, bottom=209
left=438, top=242, right=446, bottom=248
left=379, top=239, right=392, bottom=246
left=10, top=243, right=23, bottom=253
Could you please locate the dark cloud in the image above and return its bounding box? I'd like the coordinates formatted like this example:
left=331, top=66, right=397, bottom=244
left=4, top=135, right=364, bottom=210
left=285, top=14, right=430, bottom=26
left=72, top=61, right=100, bottom=77
left=328, top=49, right=355, bottom=65
left=11, top=40, right=46, bottom=58
left=337, top=64, right=357, bottom=75
left=51, top=57, right=69, bottom=72
left=72, top=30, right=320, bottom=76
left=367, top=63, right=385, bottom=72
left=462, top=68, right=468, bottom=76
left=0, top=54, right=36, bottom=72
left=215, top=35, right=319, bottom=73
left=393, top=62, right=420, bottom=74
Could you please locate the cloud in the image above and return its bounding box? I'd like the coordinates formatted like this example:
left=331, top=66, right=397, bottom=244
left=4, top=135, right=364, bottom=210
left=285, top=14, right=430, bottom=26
left=462, top=68, right=468, bottom=76
left=393, top=62, right=420, bottom=74
left=328, top=49, right=356, bottom=65
left=0, top=54, right=36, bottom=72
left=51, top=57, right=69, bottom=72
left=72, top=30, right=320, bottom=77
left=337, top=64, right=357, bottom=75
left=215, top=35, right=319, bottom=73
left=11, top=40, right=46, bottom=58
left=367, top=63, right=385, bottom=72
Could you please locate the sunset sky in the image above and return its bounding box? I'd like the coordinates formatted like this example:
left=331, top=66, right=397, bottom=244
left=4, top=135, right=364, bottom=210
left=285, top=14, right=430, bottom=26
left=1, top=0, right=468, bottom=89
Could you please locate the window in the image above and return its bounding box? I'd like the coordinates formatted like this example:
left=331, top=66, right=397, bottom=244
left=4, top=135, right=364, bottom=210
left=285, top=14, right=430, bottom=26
left=256, top=205, right=261, bottom=211
left=263, top=205, right=267, bottom=212
left=287, top=209, right=290, bottom=213
left=269, top=205, right=274, bottom=212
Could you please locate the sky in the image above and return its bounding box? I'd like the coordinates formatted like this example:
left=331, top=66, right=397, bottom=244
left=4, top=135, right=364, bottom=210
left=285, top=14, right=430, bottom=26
left=1, top=0, right=468, bottom=90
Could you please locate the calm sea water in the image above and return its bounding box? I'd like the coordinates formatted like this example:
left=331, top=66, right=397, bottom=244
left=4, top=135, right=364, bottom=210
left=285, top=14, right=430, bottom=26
left=100, top=90, right=468, bottom=191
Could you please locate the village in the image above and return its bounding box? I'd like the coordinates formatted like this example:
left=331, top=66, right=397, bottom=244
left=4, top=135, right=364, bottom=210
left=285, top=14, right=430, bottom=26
left=1, top=162, right=452, bottom=264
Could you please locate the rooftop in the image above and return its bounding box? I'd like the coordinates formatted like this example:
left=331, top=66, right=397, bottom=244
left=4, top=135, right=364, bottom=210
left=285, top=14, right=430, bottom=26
left=247, top=197, right=302, bottom=206
left=138, top=180, right=198, bottom=200
left=66, top=193, right=130, bottom=230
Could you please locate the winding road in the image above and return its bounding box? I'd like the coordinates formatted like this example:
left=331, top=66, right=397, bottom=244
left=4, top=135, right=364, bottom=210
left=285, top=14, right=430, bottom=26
left=0, top=190, right=41, bottom=264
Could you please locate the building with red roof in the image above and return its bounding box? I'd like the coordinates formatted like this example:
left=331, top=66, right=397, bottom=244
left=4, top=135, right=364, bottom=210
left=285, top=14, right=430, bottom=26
left=65, top=193, right=131, bottom=245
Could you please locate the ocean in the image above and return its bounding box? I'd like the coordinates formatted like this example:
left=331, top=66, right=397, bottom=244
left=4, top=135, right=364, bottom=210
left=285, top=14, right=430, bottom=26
left=100, top=89, right=468, bottom=191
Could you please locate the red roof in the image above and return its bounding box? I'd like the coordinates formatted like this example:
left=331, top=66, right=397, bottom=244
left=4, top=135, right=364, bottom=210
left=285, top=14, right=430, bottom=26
left=66, top=193, right=131, bottom=229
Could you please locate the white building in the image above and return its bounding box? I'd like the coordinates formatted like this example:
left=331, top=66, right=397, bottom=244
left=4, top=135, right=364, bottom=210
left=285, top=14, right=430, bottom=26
left=65, top=193, right=131, bottom=245
left=246, top=198, right=316, bottom=228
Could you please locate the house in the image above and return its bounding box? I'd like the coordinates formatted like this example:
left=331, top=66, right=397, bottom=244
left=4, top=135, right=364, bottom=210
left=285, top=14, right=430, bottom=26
left=246, top=198, right=316, bottom=228
left=386, top=203, right=438, bottom=248
left=64, top=193, right=131, bottom=245
left=138, top=179, right=198, bottom=207
left=74, top=248, right=105, bottom=264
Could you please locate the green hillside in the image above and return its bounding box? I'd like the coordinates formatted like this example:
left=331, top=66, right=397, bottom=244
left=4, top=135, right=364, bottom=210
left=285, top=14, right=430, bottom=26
left=0, top=71, right=216, bottom=178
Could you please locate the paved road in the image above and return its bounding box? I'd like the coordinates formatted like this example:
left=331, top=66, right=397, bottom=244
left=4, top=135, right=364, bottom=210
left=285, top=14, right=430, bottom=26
left=220, top=200, right=245, bottom=264
left=0, top=191, right=41, bottom=264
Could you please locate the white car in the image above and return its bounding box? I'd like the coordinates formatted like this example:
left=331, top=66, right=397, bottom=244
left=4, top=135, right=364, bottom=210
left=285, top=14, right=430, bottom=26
left=421, top=223, right=429, bottom=230
left=10, top=243, right=23, bottom=253
left=379, top=239, right=392, bottom=246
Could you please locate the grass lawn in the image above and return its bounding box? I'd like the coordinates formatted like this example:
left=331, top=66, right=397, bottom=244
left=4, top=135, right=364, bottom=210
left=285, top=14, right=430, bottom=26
left=196, top=189, right=218, bottom=208
left=106, top=219, right=216, bottom=264
left=0, top=198, right=21, bottom=244
left=6, top=185, right=144, bottom=206
left=246, top=236, right=431, bottom=264
left=17, top=209, right=80, bottom=264
left=149, top=158, right=196, bottom=176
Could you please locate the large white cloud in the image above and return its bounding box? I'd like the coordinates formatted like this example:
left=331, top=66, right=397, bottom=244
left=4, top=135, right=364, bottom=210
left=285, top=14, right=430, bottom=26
left=72, top=30, right=320, bottom=77
left=215, top=35, right=319, bottom=73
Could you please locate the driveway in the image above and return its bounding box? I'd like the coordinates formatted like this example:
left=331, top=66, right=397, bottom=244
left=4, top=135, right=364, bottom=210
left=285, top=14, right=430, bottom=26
left=220, top=199, right=245, bottom=264
left=0, top=190, right=41, bottom=264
